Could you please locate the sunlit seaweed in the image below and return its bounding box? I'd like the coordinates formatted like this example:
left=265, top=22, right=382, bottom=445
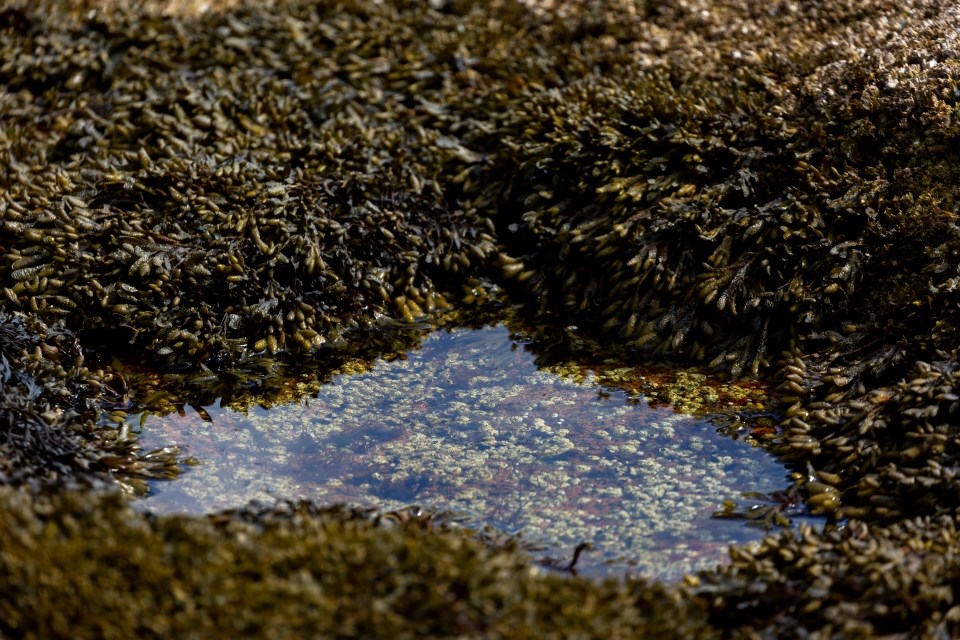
left=2, top=0, right=960, bottom=636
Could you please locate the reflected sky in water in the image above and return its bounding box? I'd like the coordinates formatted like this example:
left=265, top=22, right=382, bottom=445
left=136, top=325, right=793, bottom=579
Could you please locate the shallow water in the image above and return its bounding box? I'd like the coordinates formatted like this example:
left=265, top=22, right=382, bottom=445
left=135, top=325, right=793, bottom=579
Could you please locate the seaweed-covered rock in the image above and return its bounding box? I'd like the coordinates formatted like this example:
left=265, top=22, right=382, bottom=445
left=452, top=0, right=960, bottom=525
left=702, top=515, right=960, bottom=638
left=0, top=0, right=502, bottom=365
left=0, top=487, right=714, bottom=639
left=0, top=311, right=177, bottom=492
left=463, top=0, right=960, bottom=384
left=3, top=0, right=960, bottom=636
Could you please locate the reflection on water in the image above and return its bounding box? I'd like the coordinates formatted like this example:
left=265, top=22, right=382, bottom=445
left=135, top=325, right=792, bottom=579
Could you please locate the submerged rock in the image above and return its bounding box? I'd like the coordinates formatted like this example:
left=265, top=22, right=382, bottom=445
left=133, top=325, right=789, bottom=579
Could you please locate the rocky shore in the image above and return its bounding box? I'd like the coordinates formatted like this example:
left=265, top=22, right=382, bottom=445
left=2, top=0, right=960, bottom=636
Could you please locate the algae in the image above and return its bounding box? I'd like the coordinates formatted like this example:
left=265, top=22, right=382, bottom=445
left=2, top=0, right=960, bottom=637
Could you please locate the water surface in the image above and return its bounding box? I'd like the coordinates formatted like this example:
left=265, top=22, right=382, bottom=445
left=136, top=325, right=792, bottom=578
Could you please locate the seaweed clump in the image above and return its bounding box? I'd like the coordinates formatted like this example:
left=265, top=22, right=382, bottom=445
left=0, top=311, right=177, bottom=492
left=0, top=487, right=712, bottom=639
left=0, top=0, right=501, bottom=366
left=455, top=0, right=960, bottom=523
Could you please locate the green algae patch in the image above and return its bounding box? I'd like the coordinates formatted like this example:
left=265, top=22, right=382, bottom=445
left=134, top=325, right=793, bottom=579
left=0, top=487, right=716, bottom=639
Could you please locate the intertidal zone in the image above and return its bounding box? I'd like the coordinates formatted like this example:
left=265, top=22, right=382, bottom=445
left=2, top=0, right=960, bottom=637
